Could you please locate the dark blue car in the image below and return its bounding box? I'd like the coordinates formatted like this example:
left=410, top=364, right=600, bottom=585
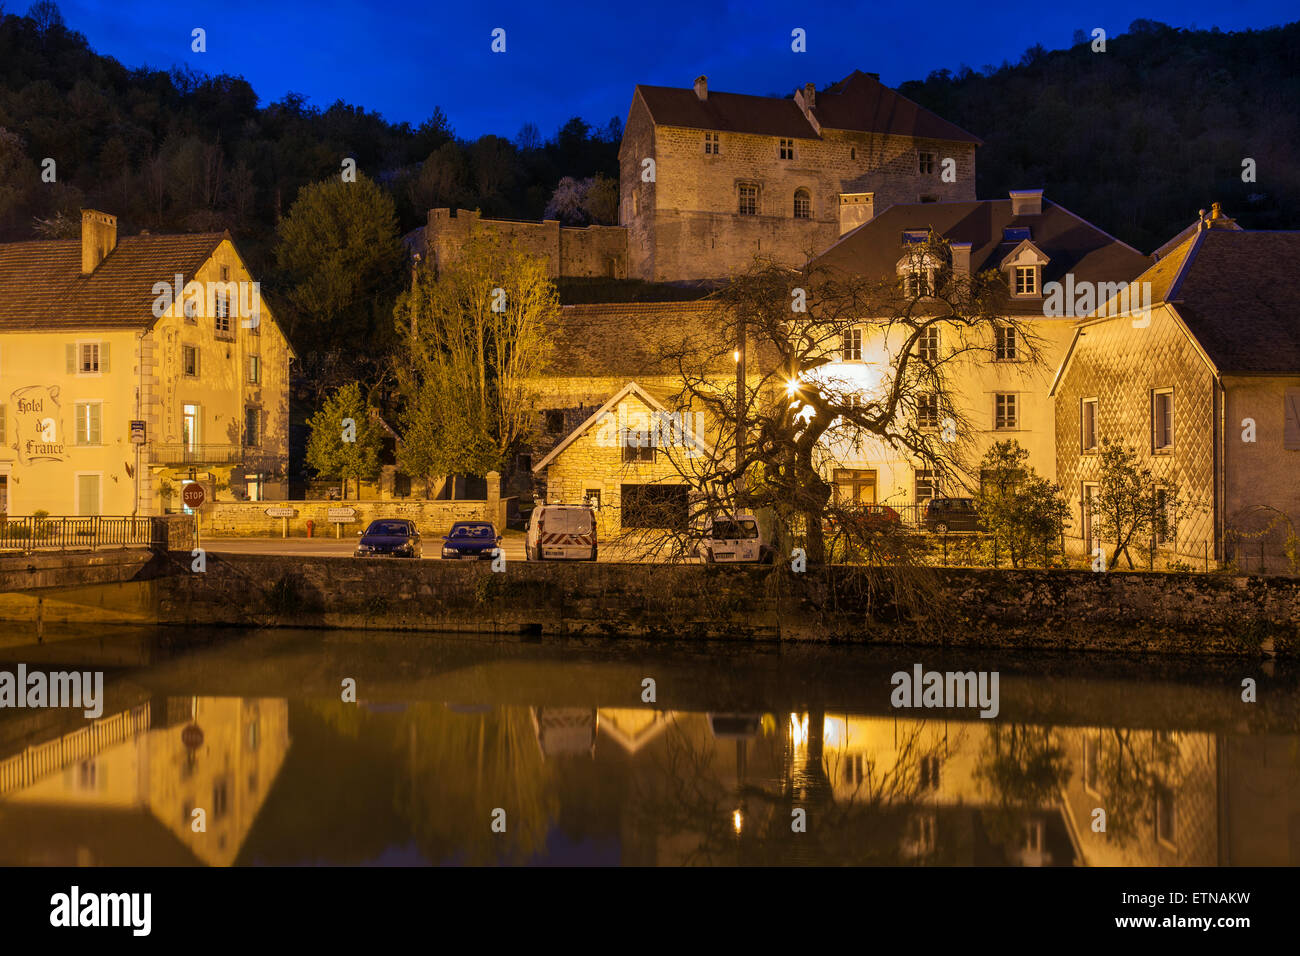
left=441, top=521, right=502, bottom=560
left=354, top=519, right=422, bottom=558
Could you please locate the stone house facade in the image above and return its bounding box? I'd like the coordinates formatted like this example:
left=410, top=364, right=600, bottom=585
left=620, top=71, right=981, bottom=282
left=1052, top=214, right=1300, bottom=572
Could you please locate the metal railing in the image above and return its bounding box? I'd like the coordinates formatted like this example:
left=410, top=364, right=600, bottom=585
left=0, top=516, right=165, bottom=552
left=148, top=442, right=245, bottom=465
left=0, top=704, right=151, bottom=797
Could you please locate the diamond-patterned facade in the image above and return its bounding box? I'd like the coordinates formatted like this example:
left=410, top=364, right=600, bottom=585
left=1055, top=305, right=1219, bottom=567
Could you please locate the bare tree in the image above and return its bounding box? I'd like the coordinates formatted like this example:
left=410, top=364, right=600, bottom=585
left=657, top=235, right=1042, bottom=565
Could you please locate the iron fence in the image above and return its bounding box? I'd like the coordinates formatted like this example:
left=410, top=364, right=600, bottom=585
left=0, top=515, right=191, bottom=552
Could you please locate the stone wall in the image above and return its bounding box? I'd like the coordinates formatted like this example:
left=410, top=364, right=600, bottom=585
left=425, top=208, right=628, bottom=279
left=153, top=556, right=1300, bottom=656
left=620, top=91, right=978, bottom=281
left=197, top=499, right=494, bottom=537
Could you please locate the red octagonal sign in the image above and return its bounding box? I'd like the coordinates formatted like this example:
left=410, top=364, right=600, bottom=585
left=181, top=483, right=206, bottom=508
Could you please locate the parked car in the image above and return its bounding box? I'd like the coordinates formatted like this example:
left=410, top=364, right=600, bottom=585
left=924, top=497, right=984, bottom=533
left=440, top=521, right=502, bottom=560
left=825, top=504, right=903, bottom=535
left=526, top=504, right=597, bottom=561
left=698, top=513, right=775, bottom=564
left=354, top=519, right=422, bottom=558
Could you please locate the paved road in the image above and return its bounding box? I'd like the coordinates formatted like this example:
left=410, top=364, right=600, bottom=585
left=200, top=533, right=688, bottom=564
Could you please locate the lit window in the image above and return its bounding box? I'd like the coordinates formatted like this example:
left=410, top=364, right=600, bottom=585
left=917, top=151, right=935, bottom=175
left=995, top=393, right=1018, bottom=429
left=793, top=188, right=811, bottom=219
left=779, top=138, right=795, bottom=160
left=1014, top=266, right=1038, bottom=296
left=841, top=327, right=862, bottom=362
left=994, top=325, right=1017, bottom=361
left=74, top=402, right=102, bottom=445
left=738, top=183, right=759, bottom=216
left=1152, top=389, right=1174, bottom=451
left=704, top=132, right=719, bottom=154
left=1081, top=398, right=1098, bottom=452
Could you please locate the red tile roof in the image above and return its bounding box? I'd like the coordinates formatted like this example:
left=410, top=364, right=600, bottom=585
left=0, top=232, right=226, bottom=331
left=636, top=71, right=982, bottom=144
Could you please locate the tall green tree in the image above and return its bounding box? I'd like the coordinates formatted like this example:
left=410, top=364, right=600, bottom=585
left=304, top=382, right=383, bottom=499
left=394, top=233, right=558, bottom=480
left=274, top=172, right=405, bottom=398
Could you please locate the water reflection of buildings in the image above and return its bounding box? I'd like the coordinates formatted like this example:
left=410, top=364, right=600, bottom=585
left=586, top=709, right=1300, bottom=867
left=0, top=697, right=289, bottom=866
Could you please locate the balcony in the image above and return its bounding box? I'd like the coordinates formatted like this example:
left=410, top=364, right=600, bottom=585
left=148, top=443, right=245, bottom=466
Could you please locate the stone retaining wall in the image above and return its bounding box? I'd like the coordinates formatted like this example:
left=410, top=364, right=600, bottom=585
left=153, top=557, right=1300, bottom=656
left=197, top=500, right=493, bottom=537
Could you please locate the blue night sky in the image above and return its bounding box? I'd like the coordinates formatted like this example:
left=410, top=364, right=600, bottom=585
left=55, top=0, right=1298, bottom=140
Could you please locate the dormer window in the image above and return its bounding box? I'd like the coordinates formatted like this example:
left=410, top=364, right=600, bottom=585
left=704, top=132, right=719, bottom=155
left=902, top=229, right=929, bottom=244
left=1000, top=238, right=1048, bottom=298
left=1013, top=266, right=1038, bottom=296
left=779, top=139, right=795, bottom=160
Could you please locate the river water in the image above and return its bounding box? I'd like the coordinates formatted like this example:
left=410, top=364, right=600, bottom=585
left=0, top=624, right=1295, bottom=866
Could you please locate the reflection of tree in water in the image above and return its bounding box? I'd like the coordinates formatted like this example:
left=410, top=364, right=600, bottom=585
left=394, top=703, right=559, bottom=865
left=1086, top=729, right=1183, bottom=848
left=629, top=710, right=948, bottom=865
left=974, top=724, right=1072, bottom=846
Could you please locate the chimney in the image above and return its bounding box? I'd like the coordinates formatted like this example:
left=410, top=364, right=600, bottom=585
left=1008, top=189, right=1043, bottom=217
left=1205, top=201, right=1236, bottom=230
left=81, top=209, right=117, bottom=274
left=950, top=242, right=972, bottom=275
left=693, top=75, right=708, bottom=101
left=803, top=83, right=815, bottom=109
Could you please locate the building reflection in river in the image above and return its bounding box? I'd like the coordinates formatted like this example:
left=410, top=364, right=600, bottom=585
left=1, top=692, right=1297, bottom=866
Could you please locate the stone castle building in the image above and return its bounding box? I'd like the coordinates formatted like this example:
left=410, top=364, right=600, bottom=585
left=619, top=70, right=981, bottom=281
left=423, top=70, right=981, bottom=285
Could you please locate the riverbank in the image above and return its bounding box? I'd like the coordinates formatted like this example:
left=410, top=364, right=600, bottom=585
left=148, top=554, right=1298, bottom=657
left=2, top=551, right=1296, bottom=657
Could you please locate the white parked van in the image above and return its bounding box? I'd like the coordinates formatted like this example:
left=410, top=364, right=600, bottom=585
left=526, top=503, right=597, bottom=561
left=698, top=513, right=773, bottom=564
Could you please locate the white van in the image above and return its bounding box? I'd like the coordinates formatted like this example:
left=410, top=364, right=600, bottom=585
left=526, top=503, right=597, bottom=561
left=698, top=513, right=773, bottom=564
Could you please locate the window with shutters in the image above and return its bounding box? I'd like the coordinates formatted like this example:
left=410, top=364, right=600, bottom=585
left=70, top=341, right=108, bottom=375
left=74, top=402, right=103, bottom=445
left=183, top=346, right=200, bottom=377
left=1151, top=388, right=1174, bottom=451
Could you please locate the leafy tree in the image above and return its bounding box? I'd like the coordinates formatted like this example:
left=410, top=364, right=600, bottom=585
left=1093, top=438, right=1180, bottom=570
left=975, top=439, right=1069, bottom=567
left=304, top=382, right=383, bottom=499
left=394, top=233, right=558, bottom=480
left=274, top=171, right=406, bottom=400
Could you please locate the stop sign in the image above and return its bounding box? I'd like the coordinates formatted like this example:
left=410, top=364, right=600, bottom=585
left=181, top=483, right=206, bottom=508
left=182, top=724, right=204, bottom=749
